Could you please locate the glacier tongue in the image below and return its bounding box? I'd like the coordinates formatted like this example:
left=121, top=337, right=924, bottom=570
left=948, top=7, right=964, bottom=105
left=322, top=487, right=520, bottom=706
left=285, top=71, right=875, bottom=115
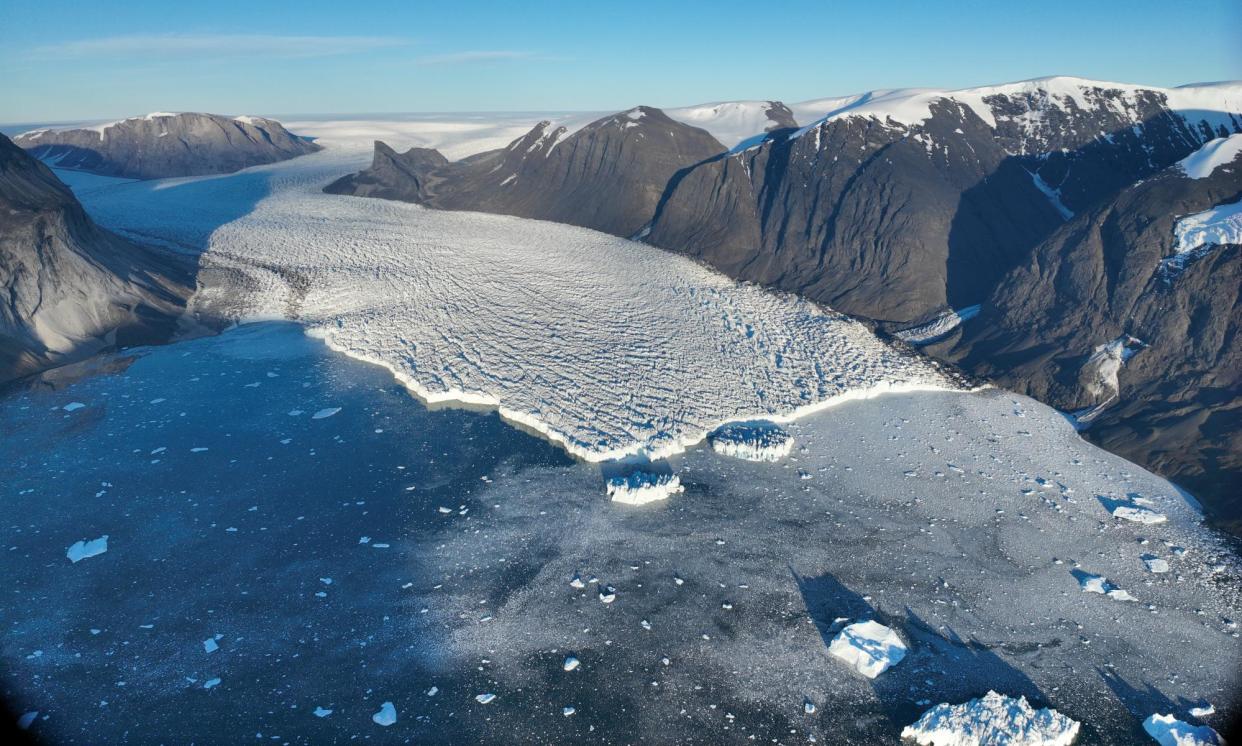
left=75, top=148, right=959, bottom=462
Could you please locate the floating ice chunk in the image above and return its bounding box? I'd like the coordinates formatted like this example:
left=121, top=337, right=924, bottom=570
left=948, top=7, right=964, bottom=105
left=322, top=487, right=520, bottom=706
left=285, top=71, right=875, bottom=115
left=203, top=678, right=221, bottom=689
left=569, top=573, right=586, bottom=589
left=203, top=638, right=218, bottom=653
left=475, top=693, right=496, bottom=704
left=901, top=691, right=1081, bottom=746
left=1189, top=704, right=1215, bottom=719
left=312, top=407, right=342, bottom=420
left=190, top=447, right=209, bottom=453
left=1142, top=555, right=1170, bottom=574
left=313, top=707, right=332, bottom=718
left=828, top=620, right=907, bottom=678
left=606, top=472, right=683, bottom=505
left=287, top=409, right=304, bottom=416
left=1074, top=570, right=1135, bottom=601
left=426, top=686, right=438, bottom=697
left=563, top=706, right=576, bottom=716
left=1112, top=505, right=1167, bottom=524
left=804, top=700, right=816, bottom=715
left=1142, top=713, right=1224, bottom=746
left=563, top=656, right=580, bottom=672
left=599, top=586, right=617, bottom=603
left=18, top=711, right=38, bottom=729
left=372, top=701, right=397, bottom=726
left=66, top=535, right=108, bottom=563
left=709, top=421, right=795, bottom=462
left=63, top=402, right=86, bottom=412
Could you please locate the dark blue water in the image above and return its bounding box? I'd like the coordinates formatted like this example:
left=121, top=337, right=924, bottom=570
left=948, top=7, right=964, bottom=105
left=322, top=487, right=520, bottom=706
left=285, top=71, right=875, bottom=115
left=0, top=323, right=573, bottom=743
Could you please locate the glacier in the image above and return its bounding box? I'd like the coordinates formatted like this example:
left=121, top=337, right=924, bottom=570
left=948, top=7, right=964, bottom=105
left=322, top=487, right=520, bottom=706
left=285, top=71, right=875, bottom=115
left=65, top=137, right=960, bottom=464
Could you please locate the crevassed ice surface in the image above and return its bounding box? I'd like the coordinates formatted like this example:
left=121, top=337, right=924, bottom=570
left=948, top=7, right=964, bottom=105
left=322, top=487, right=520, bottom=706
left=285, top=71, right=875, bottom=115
left=69, top=146, right=958, bottom=462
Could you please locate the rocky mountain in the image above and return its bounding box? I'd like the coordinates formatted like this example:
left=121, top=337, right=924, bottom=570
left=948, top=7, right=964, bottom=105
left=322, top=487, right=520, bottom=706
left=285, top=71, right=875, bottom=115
left=646, top=78, right=1242, bottom=323
left=326, top=106, right=724, bottom=238
left=13, top=113, right=321, bottom=180
left=0, top=133, right=191, bottom=384
left=927, top=138, right=1241, bottom=531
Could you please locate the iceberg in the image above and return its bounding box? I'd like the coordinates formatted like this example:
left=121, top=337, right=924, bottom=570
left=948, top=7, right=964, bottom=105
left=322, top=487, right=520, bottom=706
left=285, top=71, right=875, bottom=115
left=902, top=691, right=1080, bottom=746
left=827, top=620, right=907, bottom=678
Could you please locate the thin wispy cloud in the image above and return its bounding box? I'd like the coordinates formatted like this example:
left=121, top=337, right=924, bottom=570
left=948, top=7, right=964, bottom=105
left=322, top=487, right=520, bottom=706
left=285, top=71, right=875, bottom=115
left=415, top=50, right=548, bottom=66
left=30, top=33, right=410, bottom=60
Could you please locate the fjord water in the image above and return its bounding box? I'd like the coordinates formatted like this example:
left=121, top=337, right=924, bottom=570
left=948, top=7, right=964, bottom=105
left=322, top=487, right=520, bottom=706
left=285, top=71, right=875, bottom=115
left=0, top=322, right=574, bottom=742
left=3, top=322, right=1239, bottom=744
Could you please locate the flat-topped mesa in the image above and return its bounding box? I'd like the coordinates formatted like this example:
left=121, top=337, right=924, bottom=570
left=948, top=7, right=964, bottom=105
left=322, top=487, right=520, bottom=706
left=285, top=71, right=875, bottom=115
left=13, top=112, right=322, bottom=179
left=325, top=105, right=726, bottom=239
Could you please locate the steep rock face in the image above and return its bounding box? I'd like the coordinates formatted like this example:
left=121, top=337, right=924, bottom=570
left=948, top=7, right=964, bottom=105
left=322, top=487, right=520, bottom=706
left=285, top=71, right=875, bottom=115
left=325, top=106, right=725, bottom=238
left=647, top=79, right=1242, bottom=324
left=323, top=142, right=448, bottom=202
left=0, top=134, right=190, bottom=384
left=14, top=113, right=321, bottom=180
left=930, top=149, right=1242, bottom=528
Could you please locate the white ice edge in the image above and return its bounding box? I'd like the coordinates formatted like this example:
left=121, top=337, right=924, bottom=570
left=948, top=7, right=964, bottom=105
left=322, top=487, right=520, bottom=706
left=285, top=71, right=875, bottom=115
left=306, top=326, right=970, bottom=462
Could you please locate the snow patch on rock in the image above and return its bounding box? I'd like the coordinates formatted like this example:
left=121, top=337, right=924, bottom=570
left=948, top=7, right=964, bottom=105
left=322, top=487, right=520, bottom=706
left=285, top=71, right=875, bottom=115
left=1177, top=133, right=1242, bottom=179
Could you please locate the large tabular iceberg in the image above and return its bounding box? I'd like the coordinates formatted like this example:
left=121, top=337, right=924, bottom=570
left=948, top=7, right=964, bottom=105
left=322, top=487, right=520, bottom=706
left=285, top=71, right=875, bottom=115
left=67, top=144, right=959, bottom=463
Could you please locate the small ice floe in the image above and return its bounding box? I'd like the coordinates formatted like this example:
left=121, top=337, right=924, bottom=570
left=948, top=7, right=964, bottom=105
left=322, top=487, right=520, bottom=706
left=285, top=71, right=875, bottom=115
left=708, top=421, right=794, bottom=462
left=475, top=693, right=496, bottom=704
left=1073, top=570, right=1135, bottom=601
left=1189, top=703, right=1215, bottom=719
left=569, top=573, right=586, bottom=589
left=426, top=686, right=438, bottom=697
left=606, top=471, right=683, bottom=505
left=190, top=447, right=209, bottom=453
left=1142, top=554, right=1170, bottom=574
left=203, top=638, right=218, bottom=654
left=563, top=706, right=576, bottom=717
left=804, top=700, right=816, bottom=715
left=311, top=407, right=342, bottom=420
left=18, top=711, right=38, bottom=729
left=827, top=620, right=907, bottom=678
left=372, top=701, right=397, bottom=726
left=599, top=586, right=617, bottom=603
left=63, top=402, right=86, bottom=412
left=901, top=691, right=1080, bottom=746
left=1112, top=505, right=1167, bottom=525
left=563, top=656, right=580, bottom=672
left=203, top=678, right=221, bottom=689
left=1143, top=713, right=1224, bottom=746
left=287, top=409, right=304, bottom=416
left=313, top=707, right=332, bottom=718
left=66, top=535, right=108, bottom=563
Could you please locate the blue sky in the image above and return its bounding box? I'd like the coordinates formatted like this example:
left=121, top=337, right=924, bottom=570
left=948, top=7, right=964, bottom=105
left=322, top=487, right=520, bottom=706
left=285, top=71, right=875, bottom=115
left=2, top=0, right=1239, bottom=123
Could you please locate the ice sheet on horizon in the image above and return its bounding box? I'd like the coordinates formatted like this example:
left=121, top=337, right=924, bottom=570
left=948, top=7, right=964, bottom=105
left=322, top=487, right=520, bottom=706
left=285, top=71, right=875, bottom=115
left=71, top=148, right=959, bottom=463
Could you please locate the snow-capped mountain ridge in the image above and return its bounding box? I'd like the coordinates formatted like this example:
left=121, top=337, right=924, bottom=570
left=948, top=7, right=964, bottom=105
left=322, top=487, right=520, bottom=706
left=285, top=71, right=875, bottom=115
left=791, top=76, right=1242, bottom=129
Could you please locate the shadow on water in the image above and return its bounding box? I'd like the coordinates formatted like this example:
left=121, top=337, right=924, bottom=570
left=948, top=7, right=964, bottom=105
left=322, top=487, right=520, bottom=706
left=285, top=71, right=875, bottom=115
left=792, top=568, right=1052, bottom=736
left=0, top=321, right=573, bottom=743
